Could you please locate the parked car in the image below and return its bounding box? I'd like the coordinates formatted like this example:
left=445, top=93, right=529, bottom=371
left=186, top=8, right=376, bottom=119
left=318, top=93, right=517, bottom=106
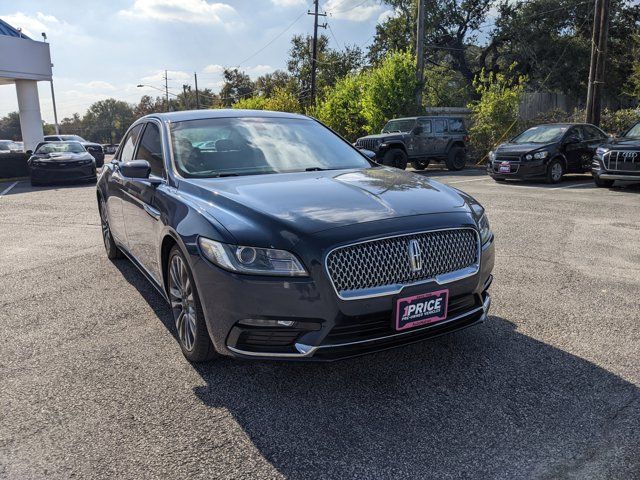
left=487, top=123, right=608, bottom=184
left=103, top=143, right=119, bottom=155
left=28, top=141, right=96, bottom=186
left=44, top=134, right=105, bottom=167
left=0, top=140, right=22, bottom=153
left=354, top=116, right=469, bottom=171
left=591, top=121, right=640, bottom=187
left=97, top=110, right=494, bottom=362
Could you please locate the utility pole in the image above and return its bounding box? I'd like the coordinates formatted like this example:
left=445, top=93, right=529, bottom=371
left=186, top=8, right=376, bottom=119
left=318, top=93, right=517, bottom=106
left=194, top=72, right=200, bottom=109
left=164, top=69, right=170, bottom=112
left=308, top=0, right=326, bottom=104
left=585, top=0, right=611, bottom=126
left=415, top=0, right=426, bottom=110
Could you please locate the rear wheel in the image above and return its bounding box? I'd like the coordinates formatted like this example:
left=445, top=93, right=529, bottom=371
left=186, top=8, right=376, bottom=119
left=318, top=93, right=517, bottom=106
left=167, top=246, right=217, bottom=362
left=382, top=148, right=408, bottom=170
left=546, top=159, right=564, bottom=184
left=446, top=147, right=466, bottom=171
left=99, top=197, right=123, bottom=259
left=594, top=176, right=614, bottom=188
left=411, top=158, right=430, bottom=170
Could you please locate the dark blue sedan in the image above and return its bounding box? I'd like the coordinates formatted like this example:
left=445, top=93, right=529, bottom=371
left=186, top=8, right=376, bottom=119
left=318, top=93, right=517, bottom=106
left=97, top=110, right=495, bottom=362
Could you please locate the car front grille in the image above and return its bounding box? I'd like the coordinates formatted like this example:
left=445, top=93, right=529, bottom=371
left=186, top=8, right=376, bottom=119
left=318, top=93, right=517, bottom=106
left=602, top=150, right=640, bottom=172
left=356, top=138, right=380, bottom=151
left=326, top=228, right=479, bottom=299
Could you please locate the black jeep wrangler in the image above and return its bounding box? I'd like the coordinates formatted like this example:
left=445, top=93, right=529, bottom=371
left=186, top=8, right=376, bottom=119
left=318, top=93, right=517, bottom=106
left=354, top=116, right=469, bottom=171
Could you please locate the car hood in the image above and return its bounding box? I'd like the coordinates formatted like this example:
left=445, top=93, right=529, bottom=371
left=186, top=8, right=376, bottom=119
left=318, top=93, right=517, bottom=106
left=357, top=133, right=407, bottom=141
left=496, top=142, right=555, bottom=154
left=601, top=138, right=640, bottom=150
left=183, top=167, right=470, bottom=240
left=32, top=152, right=93, bottom=161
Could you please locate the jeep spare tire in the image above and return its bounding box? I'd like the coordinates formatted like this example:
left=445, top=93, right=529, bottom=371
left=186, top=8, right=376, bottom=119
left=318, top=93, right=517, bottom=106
left=382, top=148, right=408, bottom=170
left=446, top=146, right=466, bottom=171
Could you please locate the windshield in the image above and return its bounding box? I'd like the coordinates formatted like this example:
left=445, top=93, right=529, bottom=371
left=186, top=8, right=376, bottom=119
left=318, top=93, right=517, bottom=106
left=381, top=119, right=415, bottom=133
left=511, top=125, right=568, bottom=144
left=170, top=117, right=370, bottom=178
left=36, top=142, right=86, bottom=154
left=60, top=135, right=86, bottom=142
left=625, top=123, right=640, bottom=138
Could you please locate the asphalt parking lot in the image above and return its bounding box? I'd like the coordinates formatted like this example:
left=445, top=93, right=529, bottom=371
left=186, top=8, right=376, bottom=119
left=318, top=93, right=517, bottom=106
left=1, top=170, right=639, bottom=479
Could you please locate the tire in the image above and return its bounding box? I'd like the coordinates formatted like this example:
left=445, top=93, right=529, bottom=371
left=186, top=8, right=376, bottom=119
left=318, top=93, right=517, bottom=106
left=411, top=159, right=430, bottom=170
left=594, top=176, right=614, bottom=188
left=99, top=196, right=123, bottom=260
left=30, top=180, right=40, bottom=187
left=445, top=147, right=466, bottom=171
left=546, top=158, right=564, bottom=184
left=167, top=245, right=217, bottom=362
left=382, top=148, right=408, bottom=170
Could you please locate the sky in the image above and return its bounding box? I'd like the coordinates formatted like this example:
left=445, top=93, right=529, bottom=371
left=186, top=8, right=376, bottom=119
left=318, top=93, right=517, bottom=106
left=0, top=0, right=394, bottom=123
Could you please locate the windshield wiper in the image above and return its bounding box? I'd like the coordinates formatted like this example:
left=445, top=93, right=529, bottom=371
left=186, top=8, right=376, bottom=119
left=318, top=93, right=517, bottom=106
left=304, top=167, right=330, bottom=172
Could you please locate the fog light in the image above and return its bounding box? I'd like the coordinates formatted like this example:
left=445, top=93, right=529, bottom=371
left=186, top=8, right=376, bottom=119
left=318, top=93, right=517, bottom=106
left=238, top=318, right=297, bottom=327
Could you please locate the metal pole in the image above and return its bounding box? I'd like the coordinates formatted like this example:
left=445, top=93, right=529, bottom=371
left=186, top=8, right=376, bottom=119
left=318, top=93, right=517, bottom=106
left=49, top=79, right=59, bottom=135
left=194, top=72, right=200, bottom=109
left=592, top=0, right=611, bottom=126
left=415, top=0, right=426, bottom=109
left=164, top=69, right=170, bottom=112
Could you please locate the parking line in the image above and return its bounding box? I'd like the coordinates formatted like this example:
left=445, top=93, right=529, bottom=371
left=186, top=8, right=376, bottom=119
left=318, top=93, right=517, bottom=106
left=0, top=181, right=18, bottom=197
left=550, top=182, right=594, bottom=190
left=446, top=177, right=492, bottom=185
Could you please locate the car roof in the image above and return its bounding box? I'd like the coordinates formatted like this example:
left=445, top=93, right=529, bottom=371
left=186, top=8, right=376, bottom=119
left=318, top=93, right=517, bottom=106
left=142, top=109, right=309, bottom=123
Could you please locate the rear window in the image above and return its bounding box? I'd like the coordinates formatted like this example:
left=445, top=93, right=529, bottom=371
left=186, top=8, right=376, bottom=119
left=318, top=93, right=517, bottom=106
left=448, top=118, right=466, bottom=133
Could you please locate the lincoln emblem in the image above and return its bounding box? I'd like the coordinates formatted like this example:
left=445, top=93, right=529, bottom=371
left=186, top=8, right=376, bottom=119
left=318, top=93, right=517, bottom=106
left=408, top=239, right=423, bottom=272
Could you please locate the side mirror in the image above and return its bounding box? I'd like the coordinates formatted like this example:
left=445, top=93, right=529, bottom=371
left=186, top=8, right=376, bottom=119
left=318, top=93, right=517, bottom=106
left=26, top=150, right=33, bottom=156
left=359, top=148, right=376, bottom=159
left=120, top=159, right=151, bottom=179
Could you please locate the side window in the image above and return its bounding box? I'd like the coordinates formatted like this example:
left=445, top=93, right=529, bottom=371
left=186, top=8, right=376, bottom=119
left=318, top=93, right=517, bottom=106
left=568, top=127, right=583, bottom=141
left=434, top=119, right=447, bottom=134
left=136, top=123, right=165, bottom=177
left=417, top=119, right=432, bottom=135
left=584, top=125, right=605, bottom=140
left=119, top=124, right=143, bottom=162
left=448, top=118, right=465, bottom=133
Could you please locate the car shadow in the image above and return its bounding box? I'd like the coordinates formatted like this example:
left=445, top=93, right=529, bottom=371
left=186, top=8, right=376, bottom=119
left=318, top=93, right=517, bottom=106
left=112, top=258, right=639, bottom=478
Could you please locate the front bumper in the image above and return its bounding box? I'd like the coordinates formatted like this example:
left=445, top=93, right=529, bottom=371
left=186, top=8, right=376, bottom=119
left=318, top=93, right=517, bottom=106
left=189, top=231, right=495, bottom=361
left=30, top=164, right=97, bottom=184
left=487, top=159, right=546, bottom=180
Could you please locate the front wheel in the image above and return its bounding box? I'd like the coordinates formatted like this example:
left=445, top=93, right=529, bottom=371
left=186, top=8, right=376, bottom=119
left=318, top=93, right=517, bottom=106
left=167, top=246, right=217, bottom=362
left=594, top=176, right=614, bottom=188
left=411, top=159, right=430, bottom=170
left=446, top=147, right=466, bottom=171
left=546, top=159, right=564, bottom=184
left=382, top=148, right=408, bottom=170
left=99, top=197, right=123, bottom=260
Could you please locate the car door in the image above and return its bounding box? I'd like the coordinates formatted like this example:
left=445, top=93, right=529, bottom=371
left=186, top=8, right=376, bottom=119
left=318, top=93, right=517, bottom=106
left=121, top=121, right=165, bottom=283
left=415, top=118, right=433, bottom=156
left=108, top=124, right=144, bottom=247
left=432, top=118, right=449, bottom=156
left=562, top=126, right=587, bottom=172
left=581, top=125, right=608, bottom=171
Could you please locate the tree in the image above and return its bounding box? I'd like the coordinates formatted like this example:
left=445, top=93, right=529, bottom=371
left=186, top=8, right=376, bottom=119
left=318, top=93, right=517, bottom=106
left=287, top=34, right=364, bottom=105
left=81, top=99, right=136, bottom=143
left=314, top=74, right=368, bottom=140
left=220, top=69, right=254, bottom=107
left=254, top=70, right=294, bottom=97
left=468, top=66, right=526, bottom=158
left=233, top=87, right=302, bottom=113
left=0, top=112, right=22, bottom=140
left=362, top=50, right=420, bottom=133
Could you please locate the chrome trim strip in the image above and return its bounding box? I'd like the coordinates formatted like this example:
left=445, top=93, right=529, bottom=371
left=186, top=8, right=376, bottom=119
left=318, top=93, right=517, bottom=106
left=226, top=293, right=491, bottom=359
left=324, top=227, right=481, bottom=301
left=143, top=203, right=161, bottom=220
left=599, top=173, right=640, bottom=181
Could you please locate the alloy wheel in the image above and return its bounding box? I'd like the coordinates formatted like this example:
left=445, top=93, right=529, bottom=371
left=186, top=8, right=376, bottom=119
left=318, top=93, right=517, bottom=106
left=100, top=199, right=111, bottom=251
left=168, top=254, right=197, bottom=351
left=551, top=162, right=563, bottom=182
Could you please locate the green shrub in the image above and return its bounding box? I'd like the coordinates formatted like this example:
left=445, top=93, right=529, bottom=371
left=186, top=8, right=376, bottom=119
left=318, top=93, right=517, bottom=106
left=314, top=74, right=368, bottom=140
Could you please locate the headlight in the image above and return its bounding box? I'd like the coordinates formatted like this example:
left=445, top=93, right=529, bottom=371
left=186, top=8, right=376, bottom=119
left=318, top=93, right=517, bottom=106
left=533, top=151, right=548, bottom=160
left=198, top=237, right=308, bottom=277
left=488, top=151, right=495, bottom=161
left=477, top=212, right=492, bottom=245
left=525, top=154, right=533, bottom=160
left=595, top=147, right=608, bottom=157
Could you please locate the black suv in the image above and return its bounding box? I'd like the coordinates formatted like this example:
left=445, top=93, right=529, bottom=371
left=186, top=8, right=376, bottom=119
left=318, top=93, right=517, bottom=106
left=592, top=121, right=640, bottom=187
left=487, top=123, right=608, bottom=184
left=354, top=116, right=469, bottom=171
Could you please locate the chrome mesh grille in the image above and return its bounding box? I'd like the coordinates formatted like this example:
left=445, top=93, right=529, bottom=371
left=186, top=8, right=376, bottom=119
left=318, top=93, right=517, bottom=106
left=326, top=229, right=479, bottom=296
left=603, top=150, right=640, bottom=172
